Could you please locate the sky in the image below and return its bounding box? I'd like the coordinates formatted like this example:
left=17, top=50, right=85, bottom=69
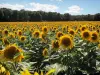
left=0, top=0, right=100, bottom=15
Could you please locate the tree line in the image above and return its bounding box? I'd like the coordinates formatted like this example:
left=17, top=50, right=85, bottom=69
left=0, top=8, right=100, bottom=22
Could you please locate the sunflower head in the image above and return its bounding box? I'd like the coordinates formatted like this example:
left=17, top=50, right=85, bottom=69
left=3, top=29, right=9, bottom=36
left=59, top=35, right=73, bottom=49
left=20, top=36, right=26, bottom=42
left=42, top=26, right=48, bottom=34
left=40, top=32, right=46, bottom=40
left=80, top=26, right=87, bottom=31
left=3, top=44, right=24, bottom=62
left=52, top=40, right=59, bottom=50
left=90, top=31, right=99, bottom=43
left=17, top=30, right=22, bottom=36
left=56, top=32, right=63, bottom=39
left=81, top=30, right=91, bottom=41
left=68, top=29, right=75, bottom=36
left=33, top=30, right=40, bottom=38
left=97, top=29, right=99, bottom=33
left=42, top=48, right=48, bottom=57
left=8, top=33, right=15, bottom=38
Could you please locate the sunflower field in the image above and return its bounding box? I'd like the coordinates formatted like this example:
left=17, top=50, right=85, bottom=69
left=0, top=21, right=100, bottom=75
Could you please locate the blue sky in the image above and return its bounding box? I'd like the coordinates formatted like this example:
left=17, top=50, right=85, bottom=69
left=0, top=0, right=100, bottom=15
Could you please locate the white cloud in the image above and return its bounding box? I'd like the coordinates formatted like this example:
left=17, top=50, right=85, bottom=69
left=65, top=5, right=83, bottom=15
left=29, top=2, right=59, bottom=12
left=0, top=3, right=24, bottom=10
left=0, top=2, right=59, bottom=12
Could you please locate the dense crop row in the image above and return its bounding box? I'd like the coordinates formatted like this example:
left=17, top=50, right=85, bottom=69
left=0, top=21, right=100, bottom=75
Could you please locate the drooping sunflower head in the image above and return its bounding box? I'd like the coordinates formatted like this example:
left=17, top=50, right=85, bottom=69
left=59, top=35, right=73, bottom=49
left=3, top=44, right=24, bottom=62
left=20, top=36, right=26, bottom=42
left=90, top=31, right=99, bottom=43
left=81, top=30, right=91, bottom=41
left=56, top=32, right=63, bottom=39
left=33, top=30, right=40, bottom=38
left=52, top=40, right=59, bottom=50
left=40, top=32, right=46, bottom=40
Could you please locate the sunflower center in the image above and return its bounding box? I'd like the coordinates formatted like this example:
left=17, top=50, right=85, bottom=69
left=69, top=31, right=74, bottom=35
left=83, top=32, right=89, bottom=38
left=21, top=37, right=25, bottom=41
left=82, top=27, right=86, bottom=31
left=18, top=32, right=22, bottom=36
left=35, top=32, right=39, bottom=37
left=43, top=28, right=47, bottom=32
left=4, top=31, right=8, bottom=35
left=61, top=37, right=71, bottom=47
left=4, top=46, right=19, bottom=59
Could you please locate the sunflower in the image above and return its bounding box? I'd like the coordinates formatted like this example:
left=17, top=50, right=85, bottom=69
left=2, top=44, right=24, bottom=62
left=68, top=29, right=75, bottom=36
left=20, top=36, right=26, bottom=42
left=59, top=35, right=73, bottom=49
left=33, top=30, right=40, bottom=38
left=17, top=30, right=22, bottom=36
left=52, top=40, right=59, bottom=50
left=97, top=29, right=99, bottom=33
left=40, top=32, right=47, bottom=42
left=42, top=48, right=48, bottom=57
left=80, top=25, right=87, bottom=31
left=42, top=26, right=48, bottom=34
left=8, top=33, right=15, bottom=38
left=56, top=32, right=63, bottom=39
left=90, top=31, right=99, bottom=43
left=3, top=29, right=9, bottom=36
left=81, top=30, right=91, bottom=41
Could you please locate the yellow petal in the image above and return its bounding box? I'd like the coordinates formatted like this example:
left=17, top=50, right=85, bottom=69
left=46, top=69, right=55, bottom=75
left=34, top=72, right=39, bottom=75
left=41, top=71, right=43, bottom=75
left=6, top=71, right=10, bottom=75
